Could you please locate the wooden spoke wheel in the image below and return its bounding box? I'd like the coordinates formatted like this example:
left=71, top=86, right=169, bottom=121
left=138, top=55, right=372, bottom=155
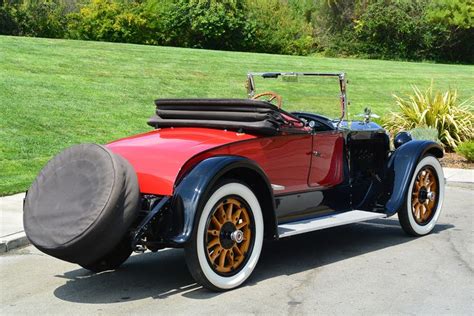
left=205, top=197, right=254, bottom=275
left=185, top=181, right=263, bottom=291
left=398, top=155, right=445, bottom=237
left=411, top=167, right=438, bottom=225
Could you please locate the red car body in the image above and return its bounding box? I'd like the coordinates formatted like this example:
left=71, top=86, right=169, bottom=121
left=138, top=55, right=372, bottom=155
left=108, top=127, right=344, bottom=196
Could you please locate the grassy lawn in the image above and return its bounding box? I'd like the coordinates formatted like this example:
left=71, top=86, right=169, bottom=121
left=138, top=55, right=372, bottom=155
left=1, top=36, right=473, bottom=196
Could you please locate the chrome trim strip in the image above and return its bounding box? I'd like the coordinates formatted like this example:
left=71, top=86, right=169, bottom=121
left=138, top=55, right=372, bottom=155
left=271, top=184, right=285, bottom=191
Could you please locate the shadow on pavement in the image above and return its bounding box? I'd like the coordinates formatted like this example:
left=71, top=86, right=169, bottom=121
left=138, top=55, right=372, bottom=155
left=53, top=218, right=453, bottom=303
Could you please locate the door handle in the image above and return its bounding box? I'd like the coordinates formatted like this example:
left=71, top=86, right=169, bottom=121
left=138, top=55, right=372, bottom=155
left=312, top=151, right=321, bottom=157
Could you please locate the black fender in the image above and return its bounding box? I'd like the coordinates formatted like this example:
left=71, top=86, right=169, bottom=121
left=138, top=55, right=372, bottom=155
left=384, top=140, right=443, bottom=216
left=167, top=155, right=276, bottom=244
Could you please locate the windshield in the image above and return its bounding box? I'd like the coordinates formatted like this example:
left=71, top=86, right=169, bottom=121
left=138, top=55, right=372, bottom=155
left=247, top=72, right=347, bottom=121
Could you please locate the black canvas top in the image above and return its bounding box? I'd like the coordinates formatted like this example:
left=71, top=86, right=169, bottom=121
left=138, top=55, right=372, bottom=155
left=147, top=98, right=305, bottom=135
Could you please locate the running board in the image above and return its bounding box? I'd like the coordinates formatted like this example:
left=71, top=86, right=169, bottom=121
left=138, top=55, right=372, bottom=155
left=278, top=210, right=386, bottom=238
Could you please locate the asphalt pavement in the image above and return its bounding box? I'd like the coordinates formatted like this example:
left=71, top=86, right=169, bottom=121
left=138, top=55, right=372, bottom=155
left=0, top=183, right=472, bottom=315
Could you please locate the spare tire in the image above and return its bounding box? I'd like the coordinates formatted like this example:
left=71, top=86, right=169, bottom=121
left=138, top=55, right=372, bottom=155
left=23, top=144, right=140, bottom=266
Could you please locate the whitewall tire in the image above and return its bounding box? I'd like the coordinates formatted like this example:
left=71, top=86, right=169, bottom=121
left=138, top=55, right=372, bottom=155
left=185, top=181, right=264, bottom=291
left=398, top=155, right=445, bottom=236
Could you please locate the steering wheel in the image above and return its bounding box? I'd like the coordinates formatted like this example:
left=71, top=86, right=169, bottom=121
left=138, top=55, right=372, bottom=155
left=252, top=91, right=283, bottom=109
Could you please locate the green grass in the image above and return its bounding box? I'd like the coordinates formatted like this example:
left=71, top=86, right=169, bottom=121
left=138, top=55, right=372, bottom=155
left=1, top=36, right=473, bottom=196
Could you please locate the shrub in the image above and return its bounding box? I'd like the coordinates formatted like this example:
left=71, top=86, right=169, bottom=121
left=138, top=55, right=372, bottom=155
left=456, top=141, right=474, bottom=162
left=0, top=4, right=19, bottom=35
left=246, top=0, right=315, bottom=55
left=148, top=0, right=314, bottom=55
left=315, top=0, right=474, bottom=63
left=149, top=0, right=252, bottom=51
left=66, top=0, right=314, bottom=54
left=67, top=0, right=152, bottom=44
left=352, top=0, right=434, bottom=61
left=11, top=0, right=69, bottom=38
left=426, top=0, right=474, bottom=63
left=383, top=83, right=474, bottom=151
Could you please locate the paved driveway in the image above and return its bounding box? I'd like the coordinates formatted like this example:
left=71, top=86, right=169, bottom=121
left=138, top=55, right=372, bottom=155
left=1, top=184, right=472, bottom=315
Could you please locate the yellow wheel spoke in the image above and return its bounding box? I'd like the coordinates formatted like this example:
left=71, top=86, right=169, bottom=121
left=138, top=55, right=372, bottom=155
left=217, top=205, right=226, bottom=221
left=227, top=250, right=234, bottom=266
left=218, top=249, right=228, bottom=268
left=210, top=247, right=222, bottom=263
left=237, top=222, right=248, bottom=229
left=207, top=237, right=220, bottom=249
left=233, top=208, right=243, bottom=224
left=226, top=202, right=233, bottom=221
left=211, top=215, right=222, bottom=229
left=421, top=171, right=427, bottom=183
left=208, top=229, right=219, bottom=237
left=233, top=244, right=243, bottom=257
left=414, top=204, right=420, bottom=220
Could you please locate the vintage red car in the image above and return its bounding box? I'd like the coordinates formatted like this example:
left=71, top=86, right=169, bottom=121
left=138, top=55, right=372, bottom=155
left=24, top=72, right=444, bottom=291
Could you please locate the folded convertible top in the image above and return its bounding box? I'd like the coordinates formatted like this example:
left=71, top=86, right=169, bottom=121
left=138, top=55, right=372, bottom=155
left=147, top=98, right=304, bottom=135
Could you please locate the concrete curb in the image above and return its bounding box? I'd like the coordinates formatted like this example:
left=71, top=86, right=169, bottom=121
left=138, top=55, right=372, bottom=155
left=443, top=168, right=474, bottom=184
left=0, top=192, right=27, bottom=253
left=0, top=231, right=29, bottom=253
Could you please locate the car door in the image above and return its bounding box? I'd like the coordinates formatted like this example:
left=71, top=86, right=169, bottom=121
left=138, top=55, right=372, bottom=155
left=210, top=133, right=313, bottom=194
left=308, top=131, right=344, bottom=187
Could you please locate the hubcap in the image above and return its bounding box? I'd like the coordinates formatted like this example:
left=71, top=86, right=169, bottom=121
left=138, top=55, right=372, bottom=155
left=205, top=197, right=253, bottom=275
left=411, top=167, right=438, bottom=224
left=427, top=191, right=435, bottom=201
left=231, top=230, right=244, bottom=243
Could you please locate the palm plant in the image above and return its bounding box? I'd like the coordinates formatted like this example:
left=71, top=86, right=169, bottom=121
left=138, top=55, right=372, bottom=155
left=384, top=83, right=474, bottom=151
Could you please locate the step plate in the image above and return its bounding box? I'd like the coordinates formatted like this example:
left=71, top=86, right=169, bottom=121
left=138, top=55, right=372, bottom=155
left=278, top=210, right=387, bottom=238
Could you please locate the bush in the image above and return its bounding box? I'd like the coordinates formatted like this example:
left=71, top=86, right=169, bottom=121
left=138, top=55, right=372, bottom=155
left=1, top=0, right=315, bottom=56
left=0, top=4, right=19, bottom=35
left=246, top=0, right=314, bottom=55
left=456, top=141, right=474, bottom=162
left=383, top=83, right=474, bottom=151
left=352, top=0, right=435, bottom=61
left=148, top=0, right=314, bottom=55
left=427, top=0, right=474, bottom=63
left=9, top=0, right=67, bottom=38
left=148, top=0, right=253, bottom=51
left=315, top=0, right=474, bottom=63
left=67, top=0, right=152, bottom=44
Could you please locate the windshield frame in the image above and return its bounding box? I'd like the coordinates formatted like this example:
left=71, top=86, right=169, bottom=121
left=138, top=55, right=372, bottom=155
left=246, top=72, right=348, bottom=129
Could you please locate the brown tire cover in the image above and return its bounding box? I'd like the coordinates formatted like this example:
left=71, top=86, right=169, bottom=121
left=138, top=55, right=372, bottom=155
left=23, top=144, right=140, bottom=266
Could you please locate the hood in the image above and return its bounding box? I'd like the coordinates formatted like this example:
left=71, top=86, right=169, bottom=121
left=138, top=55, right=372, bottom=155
left=106, top=127, right=256, bottom=195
